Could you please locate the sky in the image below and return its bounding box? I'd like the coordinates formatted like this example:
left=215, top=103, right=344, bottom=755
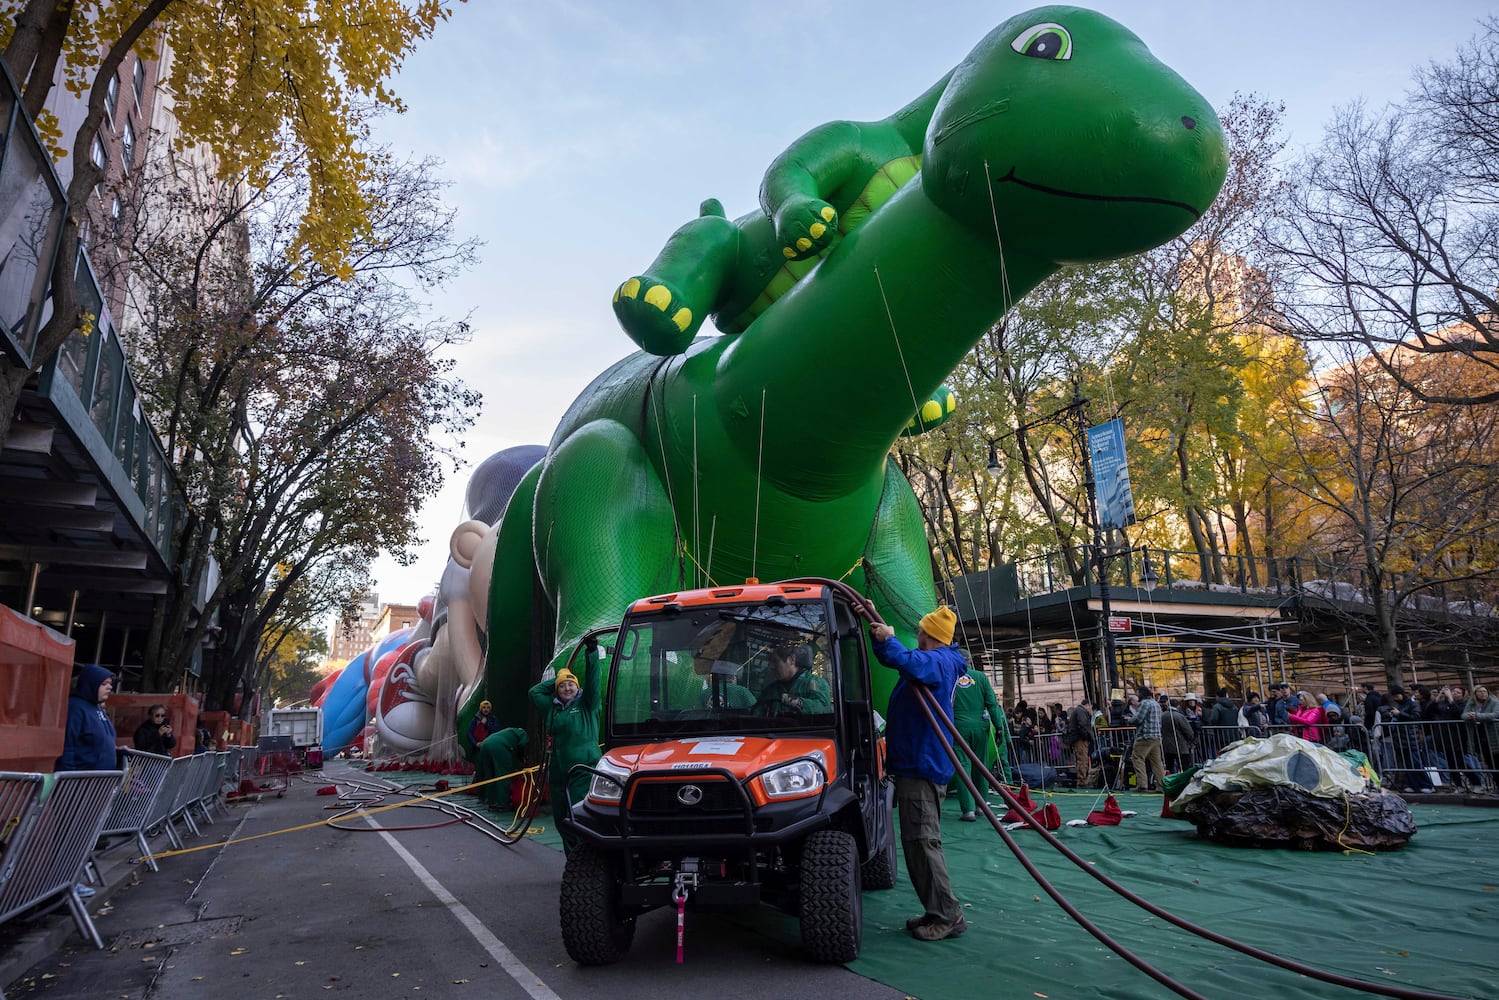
left=363, top=0, right=1493, bottom=608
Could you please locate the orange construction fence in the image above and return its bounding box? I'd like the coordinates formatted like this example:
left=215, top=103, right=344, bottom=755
left=110, top=693, right=200, bottom=758
left=0, top=604, right=76, bottom=772
left=193, top=710, right=255, bottom=749
left=224, top=717, right=257, bottom=747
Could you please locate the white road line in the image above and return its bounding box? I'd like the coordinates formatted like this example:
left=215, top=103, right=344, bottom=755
left=370, top=819, right=561, bottom=1000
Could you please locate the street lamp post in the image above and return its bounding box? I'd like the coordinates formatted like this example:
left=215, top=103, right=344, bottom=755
left=1077, top=411, right=1120, bottom=703
left=998, top=393, right=1152, bottom=705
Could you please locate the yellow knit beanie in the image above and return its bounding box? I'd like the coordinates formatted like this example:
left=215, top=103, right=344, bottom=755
left=554, top=669, right=579, bottom=688
left=918, top=606, right=957, bottom=646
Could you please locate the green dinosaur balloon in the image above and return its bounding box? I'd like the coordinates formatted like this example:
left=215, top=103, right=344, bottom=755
left=466, top=5, right=1227, bottom=738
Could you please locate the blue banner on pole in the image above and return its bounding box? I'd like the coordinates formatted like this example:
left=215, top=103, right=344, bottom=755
left=1087, top=419, right=1136, bottom=530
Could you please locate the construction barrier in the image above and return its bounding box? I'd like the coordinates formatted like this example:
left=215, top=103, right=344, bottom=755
left=109, top=694, right=200, bottom=759
left=0, top=606, right=74, bottom=772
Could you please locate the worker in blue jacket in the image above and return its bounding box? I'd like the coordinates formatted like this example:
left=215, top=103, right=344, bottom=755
left=57, top=663, right=119, bottom=771
left=871, top=606, right=969, bottom=943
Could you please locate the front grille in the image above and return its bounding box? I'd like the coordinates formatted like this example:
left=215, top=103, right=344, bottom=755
left=627, top=780, right=743, bottom=814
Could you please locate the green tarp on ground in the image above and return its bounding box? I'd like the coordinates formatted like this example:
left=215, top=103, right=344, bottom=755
left=849, top=790, right=1494, bottom=1000
left=715, top=789, right=1493, bottom=999
left=477, top=769, right=1493, bottom=999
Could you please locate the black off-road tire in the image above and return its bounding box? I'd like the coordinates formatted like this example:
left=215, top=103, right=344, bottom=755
left=559, top=844, right=636, bottom=965
left=860, top=823, right=898, bottom=890
left=799, top=829, right=863, bottom=963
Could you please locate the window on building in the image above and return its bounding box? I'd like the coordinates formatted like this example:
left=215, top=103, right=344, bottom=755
left=105, top=74, right=120, bottom=120
left=90, top=136, right=107, bottom=169
left=121, top=120, right=135, bottom=172
left=132, top=58, right=147, bottom=105
left=110, top=197, right=122, bottom=236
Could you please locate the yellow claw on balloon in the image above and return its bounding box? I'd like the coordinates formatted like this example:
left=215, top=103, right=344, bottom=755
left=644, top=285, right=672, bottom=311
left=809, top=222, right=826, bottom=240
left=783, top=246, right=797, bottom=259
left=618, top=278, right=641, bottom=301
left=672, top=308, right=692, bottom=332
left=820, top=206, right=835, bottom=223
left=796, top=237, right=812, bottom=252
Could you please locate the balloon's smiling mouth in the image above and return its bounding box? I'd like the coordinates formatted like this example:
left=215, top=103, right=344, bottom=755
left=994, top=166, right=1203, bottom=219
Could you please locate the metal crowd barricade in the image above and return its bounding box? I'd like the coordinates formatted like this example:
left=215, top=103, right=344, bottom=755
left=94, top=749, right=173, bottom=873
left=1198, top=725, right=1248, bottom=760
left=192, top=751, right=229, bottom=822
left=0, top=770, right=123, bottom=950
left=1012, top=732, right=1070, bottom=777
left=236, top=745, right=260, bottom=783
left=155, top=753, right=210, bottom=849
left=171, top=753, right=213, bottom=838
left=1006, top=713, right=1499, bottom=796
left=0, top=773, right=46, bottom=894
left=184, top=752, right=214, bottom=827
left=1350, top=719, right=1496, bottom=794
left=142, top=754, right=196, bottom=851
left=225, top=747, right=243, bottom=791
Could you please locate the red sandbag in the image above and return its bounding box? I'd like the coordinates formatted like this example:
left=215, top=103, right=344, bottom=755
left=1086, top=794, right=1123, bottom=826
left=1001, top=784, right=1040, bottom=823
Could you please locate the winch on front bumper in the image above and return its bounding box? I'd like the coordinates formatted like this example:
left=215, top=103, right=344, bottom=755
left=567, top=760, right=852, bottom=909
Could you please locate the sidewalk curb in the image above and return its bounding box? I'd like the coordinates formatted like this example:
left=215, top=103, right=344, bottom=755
left=0, top=813, right=215, bottom=995
left=0, top=846, right=146, bottom=993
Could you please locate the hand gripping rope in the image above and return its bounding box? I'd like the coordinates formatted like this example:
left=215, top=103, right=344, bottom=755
left=810, top=576, right=1468, bottom=1000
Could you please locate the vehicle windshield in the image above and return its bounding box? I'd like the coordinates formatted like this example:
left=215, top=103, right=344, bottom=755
left=608, top=598, right=835, bottom=740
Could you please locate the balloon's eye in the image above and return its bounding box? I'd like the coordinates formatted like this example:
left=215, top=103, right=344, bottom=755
left=1011, top=22, right=1072, bottom=61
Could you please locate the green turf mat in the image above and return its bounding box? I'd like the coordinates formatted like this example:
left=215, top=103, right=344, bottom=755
left=848, top=789, right=1494, bottom=1000
left=462, top=767, right=1493, bottom=999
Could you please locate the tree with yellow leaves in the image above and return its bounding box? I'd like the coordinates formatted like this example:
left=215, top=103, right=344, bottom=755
left=0, top=0, right=462, bottom=447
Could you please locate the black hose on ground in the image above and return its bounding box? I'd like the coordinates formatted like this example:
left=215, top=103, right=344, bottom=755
left=909, top=680, right=1211, bottom=1000
left=791, top=575, right=1468, bottom=1000
left=910, top=683, right=1469, bottom=1000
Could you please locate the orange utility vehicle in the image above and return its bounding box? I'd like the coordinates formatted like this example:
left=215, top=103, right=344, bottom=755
left=559, top=579, right=896, bottom=965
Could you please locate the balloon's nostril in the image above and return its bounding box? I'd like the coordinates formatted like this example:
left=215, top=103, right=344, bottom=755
left=1181, top=116, right=1197, bottom=131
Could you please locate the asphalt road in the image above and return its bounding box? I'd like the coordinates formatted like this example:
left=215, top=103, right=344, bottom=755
left=7, top=761, right=906, bottom=1000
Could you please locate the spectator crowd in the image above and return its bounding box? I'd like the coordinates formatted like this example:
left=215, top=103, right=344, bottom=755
left=995, top=680, right=1499, bottom=794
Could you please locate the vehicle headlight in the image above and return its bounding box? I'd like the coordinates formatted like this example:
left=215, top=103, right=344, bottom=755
left=761, top=754, right=825, bottom=800
left=588, top=758, right=630, bottom=803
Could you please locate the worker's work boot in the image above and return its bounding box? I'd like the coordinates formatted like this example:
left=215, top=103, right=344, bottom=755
left=911, top=915, right=967, bottom=941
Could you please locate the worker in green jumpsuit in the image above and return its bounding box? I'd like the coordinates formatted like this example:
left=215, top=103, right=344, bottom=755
left=472, top=726, right=528, bottom=810
left=697, top=659, right=758, bottom=710
left=529, top=637, right=602, bottom=852
left=951, top=665, right=1006, bottom=821
left=755, top=644, right=832, bottom=717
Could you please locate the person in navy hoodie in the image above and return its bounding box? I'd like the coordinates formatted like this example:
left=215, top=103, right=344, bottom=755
left=56, top=664, right=119, bottom=771
left=871, top=606, right=969, bottom=943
